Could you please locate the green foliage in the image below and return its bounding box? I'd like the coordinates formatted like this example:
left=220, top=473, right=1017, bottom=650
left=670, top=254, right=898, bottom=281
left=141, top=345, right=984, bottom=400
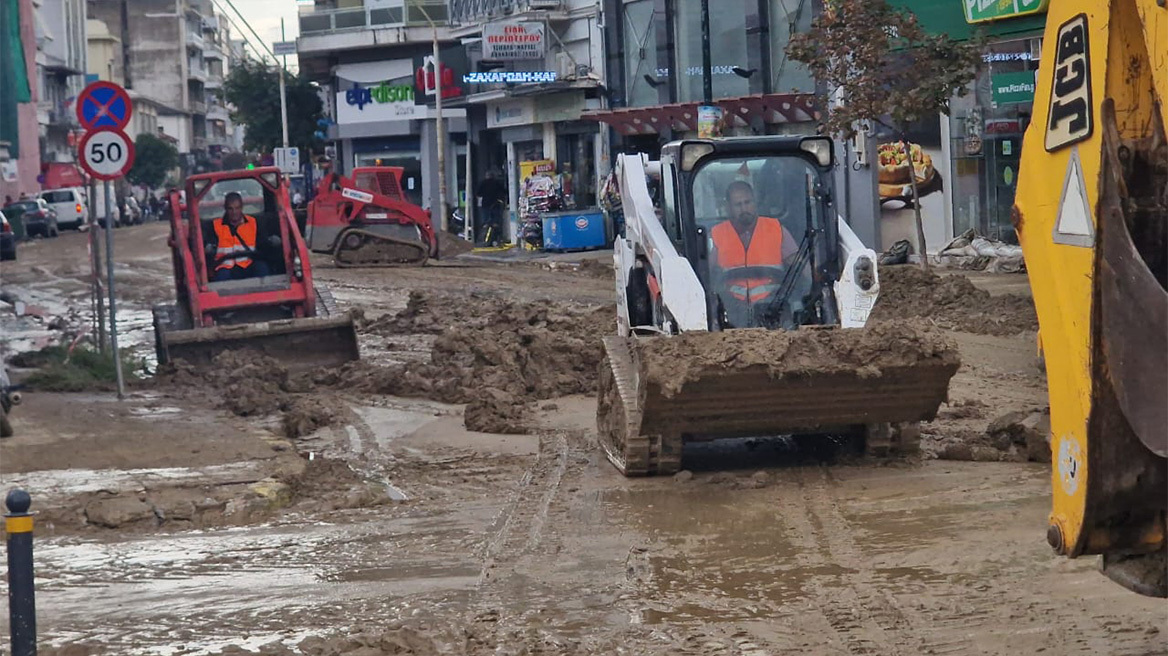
left=224, top=59, right=323, bottom=155
left=128, top=133, right=179, bottom=188
left=20, top=344, right=142, bottom=392
left=786, top=0, right=982, bottom=138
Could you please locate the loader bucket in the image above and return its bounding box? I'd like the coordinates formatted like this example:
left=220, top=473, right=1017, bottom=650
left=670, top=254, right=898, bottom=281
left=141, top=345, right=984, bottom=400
left=158, top=314, right=361, bottom=372
left=597, top=322, right=961, bottom=476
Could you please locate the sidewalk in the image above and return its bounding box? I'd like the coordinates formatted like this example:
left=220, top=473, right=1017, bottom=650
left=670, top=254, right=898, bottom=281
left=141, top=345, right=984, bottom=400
left=454, top=244, right=613, bottom=266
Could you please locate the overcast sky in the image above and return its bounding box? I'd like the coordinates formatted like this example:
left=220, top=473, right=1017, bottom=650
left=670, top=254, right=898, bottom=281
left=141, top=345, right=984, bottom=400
left=225, top=0, right=303, bottom=63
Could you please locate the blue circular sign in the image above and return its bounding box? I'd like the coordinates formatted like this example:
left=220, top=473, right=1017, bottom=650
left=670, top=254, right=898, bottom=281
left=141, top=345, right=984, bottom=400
left=77, top=81, right=132, bottom=131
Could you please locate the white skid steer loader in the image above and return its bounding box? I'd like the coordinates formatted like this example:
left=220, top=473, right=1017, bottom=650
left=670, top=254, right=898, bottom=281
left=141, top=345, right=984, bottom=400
left=598, top=136, right=960, bottom=476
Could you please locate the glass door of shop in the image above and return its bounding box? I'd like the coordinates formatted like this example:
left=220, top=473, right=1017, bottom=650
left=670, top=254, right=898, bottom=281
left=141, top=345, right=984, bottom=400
left=356, top=151, right=423, bottom=206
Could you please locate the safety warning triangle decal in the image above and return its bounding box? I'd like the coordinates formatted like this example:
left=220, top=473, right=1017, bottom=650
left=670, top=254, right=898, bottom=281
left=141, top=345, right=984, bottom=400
left=1053, top=150, right=1095, bottom=247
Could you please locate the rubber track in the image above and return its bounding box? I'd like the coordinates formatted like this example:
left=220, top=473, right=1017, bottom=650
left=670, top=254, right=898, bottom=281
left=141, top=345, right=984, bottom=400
left=598, top=336, right=682, bottom=476
left=332, top=229, right=428, bottom=268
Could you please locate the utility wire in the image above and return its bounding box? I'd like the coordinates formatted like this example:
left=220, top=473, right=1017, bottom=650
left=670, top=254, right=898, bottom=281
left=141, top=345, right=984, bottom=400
left=218, top=0, right=285, bottom=69
left=209, top=0, right=272, bottom=63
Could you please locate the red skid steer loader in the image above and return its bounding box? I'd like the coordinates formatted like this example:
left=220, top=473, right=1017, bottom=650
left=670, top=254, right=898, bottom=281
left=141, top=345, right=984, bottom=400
left=153, top=167, right=360, bottom=370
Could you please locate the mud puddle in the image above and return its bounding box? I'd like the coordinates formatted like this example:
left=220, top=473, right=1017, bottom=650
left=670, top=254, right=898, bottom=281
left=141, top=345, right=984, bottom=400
left=14, top=503, right=499, bottom=654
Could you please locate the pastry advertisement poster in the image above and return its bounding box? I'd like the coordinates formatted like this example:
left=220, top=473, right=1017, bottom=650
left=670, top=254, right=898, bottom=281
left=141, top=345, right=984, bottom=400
left=875, top=116, right=947, bottom=254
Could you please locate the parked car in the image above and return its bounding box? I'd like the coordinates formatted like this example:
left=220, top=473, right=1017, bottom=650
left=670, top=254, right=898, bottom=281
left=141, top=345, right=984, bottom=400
left=2, top=199, right=58, bottom=238
left=0, top=210, right=16, bottom=261
left=38, top=187, right=88, bottom=230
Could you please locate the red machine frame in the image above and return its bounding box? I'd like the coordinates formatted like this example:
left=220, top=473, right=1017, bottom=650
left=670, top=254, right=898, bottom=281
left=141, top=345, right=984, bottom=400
left=167, top=167, right=318, bottom=328
left=309, top=166, right=439, bottom=260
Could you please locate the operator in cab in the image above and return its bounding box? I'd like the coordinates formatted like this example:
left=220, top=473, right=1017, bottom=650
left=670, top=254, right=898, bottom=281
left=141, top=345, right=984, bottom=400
left=203, top=191, right=281, bottom=281
left=709, top=180, right=802, bottom=311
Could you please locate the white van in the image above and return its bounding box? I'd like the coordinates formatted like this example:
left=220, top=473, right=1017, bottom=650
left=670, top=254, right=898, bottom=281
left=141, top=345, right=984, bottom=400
left=38, top=187, right=89, bottom=230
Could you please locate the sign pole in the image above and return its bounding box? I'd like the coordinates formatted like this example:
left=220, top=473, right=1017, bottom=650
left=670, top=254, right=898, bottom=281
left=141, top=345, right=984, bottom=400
left=88, top=178, right=106, bottom=353
left=279, top=19, right=289, bottom=149
left=102, top=179, right=126, bottom=400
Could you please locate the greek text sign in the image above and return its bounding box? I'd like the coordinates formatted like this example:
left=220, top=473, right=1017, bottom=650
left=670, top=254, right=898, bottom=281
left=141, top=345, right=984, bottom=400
left=483, top=22, right=546, bottom=61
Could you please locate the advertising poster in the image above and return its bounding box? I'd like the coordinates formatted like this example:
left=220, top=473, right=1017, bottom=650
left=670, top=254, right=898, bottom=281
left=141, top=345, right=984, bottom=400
left=875, top=116, right=947, bottom=254
left=697, top=106, right=723, bottom=139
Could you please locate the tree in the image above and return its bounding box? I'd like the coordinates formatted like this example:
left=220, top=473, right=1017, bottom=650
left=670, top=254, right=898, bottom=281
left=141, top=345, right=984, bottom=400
left=224, top=59, right=323, bottom=156
left=787, top=0, right=981, bottom=270
left=127, top=133, right=179, bottom=188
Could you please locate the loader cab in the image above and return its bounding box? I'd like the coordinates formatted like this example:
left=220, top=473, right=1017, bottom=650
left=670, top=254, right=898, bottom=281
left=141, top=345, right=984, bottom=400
left=183, top=169, right=305, bottom=314
left=659, top=136, right=839, bottom=331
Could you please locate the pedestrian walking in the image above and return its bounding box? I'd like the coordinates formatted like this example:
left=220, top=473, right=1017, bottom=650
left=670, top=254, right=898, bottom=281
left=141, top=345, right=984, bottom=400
left=475, top=170, right=506, bottom=246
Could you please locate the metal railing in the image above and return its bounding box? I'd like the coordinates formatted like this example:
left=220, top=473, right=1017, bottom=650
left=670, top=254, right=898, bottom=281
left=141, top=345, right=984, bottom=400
left=186, top=28, right=204, bottom=50
left=299, top=0, right=449, bottom=34
left=189, top=99, right=207, bottom=114
left=449, top=0, right=561, bottom=24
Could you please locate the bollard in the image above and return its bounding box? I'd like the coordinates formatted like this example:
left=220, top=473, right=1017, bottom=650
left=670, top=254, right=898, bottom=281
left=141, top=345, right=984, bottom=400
left=5, top=488, right=36, bottom=656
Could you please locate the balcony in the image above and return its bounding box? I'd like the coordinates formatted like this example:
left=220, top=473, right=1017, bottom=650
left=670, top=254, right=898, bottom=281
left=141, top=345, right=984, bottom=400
left=189, top=99, right=207, bottom=115
left=449, top=0, right=564, bottom=26
left=38, top=101, right=80, bottom=129
left=207, top=104, right=229, bottom=121
left=193, top=136, right=208, bottom=151
left=188, top=61, right=208, bottom=82
left=186, top=27, right=204, bottom=51
left=298, top=0, right=452, bottom=60
left=205, top=73, right=223, bottom=89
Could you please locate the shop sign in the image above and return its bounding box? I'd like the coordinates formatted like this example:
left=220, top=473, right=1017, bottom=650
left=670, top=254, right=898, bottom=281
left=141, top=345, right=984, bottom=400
left=336, top=80, right=421, bottom=125
left=964, top=0, right=1049, bottom=24
left=463, top=71, right=558, bottom=84
left=488, top=98, right=535, bottom=129
left=483, top=22, right=546, bottom=61
left=991, top=71, right=1037, bottom=105
left=413, top=47, right=469, bottom=104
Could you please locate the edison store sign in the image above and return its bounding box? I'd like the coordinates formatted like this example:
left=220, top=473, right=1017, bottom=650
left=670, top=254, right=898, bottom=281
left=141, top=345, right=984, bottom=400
left=338, top=80, right=421, bottom=124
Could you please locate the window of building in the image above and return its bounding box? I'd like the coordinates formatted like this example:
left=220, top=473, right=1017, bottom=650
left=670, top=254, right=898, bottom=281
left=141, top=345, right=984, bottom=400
left=674, top=0, right=764, bottom=102
left=768, top=0, right=814, bottom=93
left=622, top=0, right=671, bottom=107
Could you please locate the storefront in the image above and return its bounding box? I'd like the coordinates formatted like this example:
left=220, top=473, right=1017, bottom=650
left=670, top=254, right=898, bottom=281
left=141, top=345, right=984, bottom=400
left=332, top=57, right=467, bottom=215
left=476, top=91, right=605, bottom=245
left=884, top=0, right=1048, bottom=251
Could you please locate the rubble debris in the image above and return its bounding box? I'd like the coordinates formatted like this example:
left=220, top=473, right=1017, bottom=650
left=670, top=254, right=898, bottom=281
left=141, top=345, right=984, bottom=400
left=928, top=408, right=1050, bottom=462
left=872, top=265, right=1038, bottom=336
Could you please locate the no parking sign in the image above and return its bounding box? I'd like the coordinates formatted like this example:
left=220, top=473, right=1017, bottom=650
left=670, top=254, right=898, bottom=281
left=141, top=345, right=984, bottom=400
left=76, top=81, right=136, bottom=181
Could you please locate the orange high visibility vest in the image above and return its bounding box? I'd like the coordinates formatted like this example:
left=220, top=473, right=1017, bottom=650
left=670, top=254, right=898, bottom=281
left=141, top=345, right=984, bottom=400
left=711, top=216, right=785, bottom=303
left=213, top=215, right=258, bottom=271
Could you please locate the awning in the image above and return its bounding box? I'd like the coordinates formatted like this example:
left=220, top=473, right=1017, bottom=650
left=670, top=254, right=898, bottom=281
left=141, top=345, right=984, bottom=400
left=582, top=93, right=820, bottom=136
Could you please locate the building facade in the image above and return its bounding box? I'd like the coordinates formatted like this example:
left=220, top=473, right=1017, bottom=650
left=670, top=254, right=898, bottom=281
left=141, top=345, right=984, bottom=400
left=446, top=0, right=609, bottom=241
left=297, top=0, right=466, bottom=214
left=34, top=0, right=87, bottom=165
left=0, top=0, right=43, bottom=199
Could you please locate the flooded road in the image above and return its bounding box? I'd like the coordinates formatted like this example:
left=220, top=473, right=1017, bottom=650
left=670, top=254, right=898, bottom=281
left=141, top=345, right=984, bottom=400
left=1, top=224, right=1164, bottom=655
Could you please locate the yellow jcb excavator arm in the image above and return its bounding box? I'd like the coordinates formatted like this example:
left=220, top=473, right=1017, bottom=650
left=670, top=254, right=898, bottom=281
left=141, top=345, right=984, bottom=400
left=1014, top=0, right=1166, bottom=596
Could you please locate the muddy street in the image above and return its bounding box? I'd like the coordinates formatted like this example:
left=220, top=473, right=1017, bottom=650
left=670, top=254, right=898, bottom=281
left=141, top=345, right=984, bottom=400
left=1, top=225, right=1164, bottom=655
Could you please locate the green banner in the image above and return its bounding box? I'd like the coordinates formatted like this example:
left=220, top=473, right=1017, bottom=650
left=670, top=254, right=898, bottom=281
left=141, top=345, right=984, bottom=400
left=991, top=71, right=1037, bottom=105
left=964, top=0, right=1050, bottom=24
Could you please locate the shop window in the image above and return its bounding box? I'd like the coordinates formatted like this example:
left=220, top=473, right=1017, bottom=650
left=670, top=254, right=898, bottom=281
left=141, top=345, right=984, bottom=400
left=674, top=0, right=764, bottom=102
left=556, top=132, right=598, bottom=208
left=623, top=0, right=672, bottom=107
left=768, top=0, right=815, bottom=94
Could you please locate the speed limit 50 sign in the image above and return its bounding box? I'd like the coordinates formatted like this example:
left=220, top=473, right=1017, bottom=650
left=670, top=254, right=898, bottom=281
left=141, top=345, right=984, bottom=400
left=79, top=128, right=135, bottom=181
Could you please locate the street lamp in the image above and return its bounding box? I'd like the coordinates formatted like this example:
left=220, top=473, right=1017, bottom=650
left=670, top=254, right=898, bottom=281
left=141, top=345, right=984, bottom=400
left=415, top=3, right=449, bottom=233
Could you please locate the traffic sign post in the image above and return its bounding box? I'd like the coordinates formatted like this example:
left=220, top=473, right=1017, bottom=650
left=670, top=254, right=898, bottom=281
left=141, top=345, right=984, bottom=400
left=79, top=128, right=135, bottom=181
left=274, top=147, right=300, bottom=174
left=77, top=80, right=134, bottom=400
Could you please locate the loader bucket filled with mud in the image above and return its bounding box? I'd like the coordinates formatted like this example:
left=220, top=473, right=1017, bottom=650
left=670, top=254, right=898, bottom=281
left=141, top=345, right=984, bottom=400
left=156, top=315, right=361, bottom=372
left=597, top=322, right=961, bottom=476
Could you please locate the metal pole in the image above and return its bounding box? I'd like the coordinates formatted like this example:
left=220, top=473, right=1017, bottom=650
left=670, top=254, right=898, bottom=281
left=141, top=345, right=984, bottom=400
left=5, top=488, right=36, bottom=656
left=464, top=138, right=474, bottom=242
left=103, top=180, right=126, bottom=400
left=433, top=26, right=449, bottom=233
left=88, top=180, right=106, bottom=353
left=701, top=0, right=713, bottom=104
left=279, top=18, right=289, bottom=148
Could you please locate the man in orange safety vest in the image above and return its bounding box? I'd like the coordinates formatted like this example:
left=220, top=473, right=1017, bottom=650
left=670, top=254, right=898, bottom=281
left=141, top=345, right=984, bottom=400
left=709, top=181, right=802, bottom=307
left=203, top=192, right=280, bottom=281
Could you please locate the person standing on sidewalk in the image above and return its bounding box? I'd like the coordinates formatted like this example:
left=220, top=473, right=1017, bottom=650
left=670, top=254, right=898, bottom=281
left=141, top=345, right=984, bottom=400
left=476, top=170, right=507, bottom=246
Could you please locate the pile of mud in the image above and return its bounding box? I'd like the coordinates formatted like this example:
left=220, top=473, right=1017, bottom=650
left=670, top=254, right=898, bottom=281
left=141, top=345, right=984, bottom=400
left=637, top=321, right=960, bottom=399
left=926, top=408, right=1051, bottom=462
left=162, top=293, right=613, bottom=436
left=871, top=265, right=1038, bottom=336
left=340, top=292, right=613, bottom=433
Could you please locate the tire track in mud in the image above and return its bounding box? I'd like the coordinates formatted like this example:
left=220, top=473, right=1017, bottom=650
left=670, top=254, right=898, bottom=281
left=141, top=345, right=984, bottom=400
left=769, top=467, right=931, bottom=656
